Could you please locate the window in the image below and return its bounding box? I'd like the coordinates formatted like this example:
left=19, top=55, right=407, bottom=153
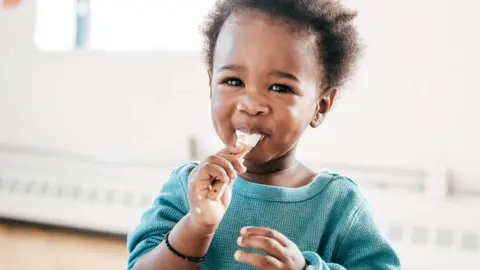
left=35, top=0, right=215, bottom=51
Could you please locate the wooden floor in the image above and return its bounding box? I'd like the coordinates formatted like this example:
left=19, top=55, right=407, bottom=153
left=0, top=220, right=128, bottom=270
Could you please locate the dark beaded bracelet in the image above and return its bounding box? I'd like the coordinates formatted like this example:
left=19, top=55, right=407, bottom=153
left=165, top=231, right=207, bottom=263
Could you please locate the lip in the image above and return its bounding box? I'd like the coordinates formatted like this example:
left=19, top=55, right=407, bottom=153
left=236, top=127, right=264, bottom=135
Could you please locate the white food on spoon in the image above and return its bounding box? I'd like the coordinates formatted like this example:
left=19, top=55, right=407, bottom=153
left=236, top=130, right=263, bottom=148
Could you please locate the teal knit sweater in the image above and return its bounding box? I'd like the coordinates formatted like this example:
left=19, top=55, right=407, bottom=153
left=127, top=162, right=400, bottom=269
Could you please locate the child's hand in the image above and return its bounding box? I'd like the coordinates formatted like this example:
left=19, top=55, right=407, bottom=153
left=235, top=227, right=307, bottom=270
left=187, top=146, right=246, bottom=235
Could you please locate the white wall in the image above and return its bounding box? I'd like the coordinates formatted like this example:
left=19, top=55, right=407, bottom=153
left=1, top=0, right=479, bottom=192
left=0, top=1, right=210, bottom=166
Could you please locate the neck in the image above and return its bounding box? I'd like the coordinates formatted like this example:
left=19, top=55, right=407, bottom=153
left=246, top=147, right=297, bottom=174
left=241, top=147, right=313, bottom=187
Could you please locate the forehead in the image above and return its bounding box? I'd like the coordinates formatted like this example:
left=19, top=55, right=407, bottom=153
left=213, top=11, right=320, bottom=77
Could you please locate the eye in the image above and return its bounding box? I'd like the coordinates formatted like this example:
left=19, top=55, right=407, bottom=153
left=222, top=78, right=245, bottom=87
left=269, top=84, right=293, bottom=94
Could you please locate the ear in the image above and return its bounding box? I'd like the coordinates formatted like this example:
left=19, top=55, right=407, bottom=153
left=207, top=69, right=213, bottom=99
left=310, top=88, right=337, bottom=128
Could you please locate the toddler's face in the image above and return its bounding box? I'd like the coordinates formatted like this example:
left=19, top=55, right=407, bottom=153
left=209, top=11, right=325, bottom=165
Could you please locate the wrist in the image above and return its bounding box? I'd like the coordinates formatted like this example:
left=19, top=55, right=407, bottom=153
left=165, top=231, right=207, bottom=263
left=185, top=212, right=217, bottom=236
left=301, top=251, right=322, bottom=269
left=300, top=258, right=307, bottom=270
left=161, top=215, right=215, bottom=261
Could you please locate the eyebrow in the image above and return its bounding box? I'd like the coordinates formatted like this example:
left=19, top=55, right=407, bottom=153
left=218, top=64, right=299, bottom=82
left=218, top=64, right=245, bottom=72
left=269, top=70, right=299, bottom=83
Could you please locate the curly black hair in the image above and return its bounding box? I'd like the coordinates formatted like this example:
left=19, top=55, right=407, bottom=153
left=201, top=0, right=362, bottom=90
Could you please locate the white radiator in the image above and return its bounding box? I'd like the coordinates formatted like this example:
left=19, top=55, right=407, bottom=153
left=0, top=146, right=479, bottom=269
left=0, top=145, right=174, bottom=235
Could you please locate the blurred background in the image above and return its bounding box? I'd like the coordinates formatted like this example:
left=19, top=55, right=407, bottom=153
left=1, top=0, right=479, bottom=269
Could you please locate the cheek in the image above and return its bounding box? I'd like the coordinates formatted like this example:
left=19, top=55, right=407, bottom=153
left=274, top=103, right=312, bottom=144
left=285, top=110, right=303, bottom=139
left=211, top=90, right=236, bottom=144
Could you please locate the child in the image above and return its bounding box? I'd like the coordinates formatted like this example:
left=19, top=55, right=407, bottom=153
left=127, top=0, right=400, bottom=269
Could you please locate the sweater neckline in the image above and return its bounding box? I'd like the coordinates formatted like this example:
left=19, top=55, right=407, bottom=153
left=232, top=171, right=333, bottom=202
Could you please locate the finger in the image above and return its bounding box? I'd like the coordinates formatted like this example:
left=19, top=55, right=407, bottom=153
left=218, top=153, right=247, bottom=174
left=202, top=163, right=230, bottom=183
left=217, top=145, right=244, bottom=156
left=219, top=180, right=233, bottom=206
left=241, top=227, right=291, bottom=247
left=205, top=155, right=236, bottom=180
left=235, top=250, right=283, bottom=269
left=237, top=235, right=287, bottom=260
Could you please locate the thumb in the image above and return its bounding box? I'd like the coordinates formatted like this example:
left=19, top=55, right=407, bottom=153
left=220, top=178, right=235, bottom=207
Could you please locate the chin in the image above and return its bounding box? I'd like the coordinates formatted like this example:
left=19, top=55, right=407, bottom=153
left=243, top=155, right=264, bottom=166
left=243, top=150, right=274, bottom=165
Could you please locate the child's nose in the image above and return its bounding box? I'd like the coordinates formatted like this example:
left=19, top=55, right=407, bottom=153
left=236, top=92, right=270, bottom=116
